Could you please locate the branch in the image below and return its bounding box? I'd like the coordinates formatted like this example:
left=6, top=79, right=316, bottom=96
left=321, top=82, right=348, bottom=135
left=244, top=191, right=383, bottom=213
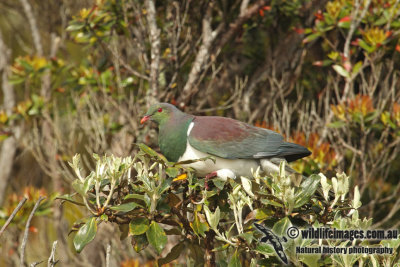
left=181, top=2, right=215, bottom=103
left=205, top=230, right=216, bottom=267
left=105, top=243, right=111, bottom=267
left=170, top=206, right=193, bottom=237
left=145, top=0, right=161, bottom=105
left=0, top=29, right=18, bottom=205
left=343, top=0, right=371, bottom=61
left=47, top=241, right=58, bottom=267
left=20, top=196, right=46, bottom=267
left=216, top=0, right=268, bottom=51
left=19, top=0, right=43, bottom=56
left=0, top=197, right=27, bottom=236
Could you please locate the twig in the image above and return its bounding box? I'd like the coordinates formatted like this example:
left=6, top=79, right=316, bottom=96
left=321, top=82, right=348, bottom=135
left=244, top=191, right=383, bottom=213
left=30, top=261, right=43, bottom=267
left=47, top=241, right=58, bottom=267
left=102, top=40, right=150, bottom=81
left=0, top=197, right=27, bottom=236
left=20, top=196, right=46, bottom=267
left=105, top=243, right=111, bottom=267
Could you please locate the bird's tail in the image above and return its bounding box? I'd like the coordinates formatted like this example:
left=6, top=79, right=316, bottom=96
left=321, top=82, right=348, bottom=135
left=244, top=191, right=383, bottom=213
left=277, top=142, right=311, bottom=162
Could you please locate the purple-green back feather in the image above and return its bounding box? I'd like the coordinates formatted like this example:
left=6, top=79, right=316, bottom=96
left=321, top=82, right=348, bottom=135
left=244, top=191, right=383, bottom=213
left=188, top=116, right=310, bottom=162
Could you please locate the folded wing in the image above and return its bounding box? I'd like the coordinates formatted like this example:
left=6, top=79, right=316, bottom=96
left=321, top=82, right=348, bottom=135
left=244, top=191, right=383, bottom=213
left=188, top=116, right=310, bottom=162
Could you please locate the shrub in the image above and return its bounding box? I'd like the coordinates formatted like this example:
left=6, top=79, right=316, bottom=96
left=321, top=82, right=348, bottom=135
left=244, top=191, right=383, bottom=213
left=63, top=144, right=400, bottom=266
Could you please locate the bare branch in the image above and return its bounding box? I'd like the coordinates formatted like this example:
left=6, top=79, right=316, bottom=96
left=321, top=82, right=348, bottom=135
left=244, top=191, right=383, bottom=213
left=0, top=197, right=27, bottom=236
left=239, top=0, right=251, bottom=16
left=30, top=261, right=43, bottom=267
left=20, top=196, right=46, bottom=267
left=101, top=38, right=150, bottom=81
left=47, top=240, right=58, bottom=267
left=145, top=0, right=161, bottom=105
left=105, top=243, right=111, bottom=267
left=19, top=0, right=43, bottom=56
left=181, top=2, right=215, bottom=102
left=0, top=30, right=18, bottom=205
left=343, top=0, right=371, bottom=61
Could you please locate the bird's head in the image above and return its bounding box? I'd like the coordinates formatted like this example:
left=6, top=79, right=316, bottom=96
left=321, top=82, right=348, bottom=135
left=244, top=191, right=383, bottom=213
left=141, top=103, right=179, bottom=125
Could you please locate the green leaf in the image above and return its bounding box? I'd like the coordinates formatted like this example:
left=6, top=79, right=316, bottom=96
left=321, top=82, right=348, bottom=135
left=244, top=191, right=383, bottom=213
left=213, top=179, right=226, bottom=190
left=73, top=217, right=98, bottom=253
left=333, top=64, right=350, bottom=78
left=56, top=194, right=85, bottom=206
left=352, top=186, right=362, bottom=209
left=124, top=193, right=145, bottom=201
left=359, top=39, right=375, bottom=53
left=129, top=217, right=149, bottom=235
left=272, top=217, right=291, bottom=237
left=212, top=243, right=230, bottom=252
left=131, top=234, right=149, bottom=252
left=71, top=180, right=86, bottom=196
left=138, top=143, right=159, bottom=157
left=303, top=33, right=321, bottom=43
left=158, top=242, right=185, bottom=266
left=299, top=254, right=322, bottom=267
left=294, top=174, right=320, bottom=208
left=20, top=60, right=33, bottom=72
left=365, top=111, right=379, bottom=122
left=338, top=21, right=350, bottom=29
left=254, top=208, right=275, bottom=220
left=146, top=221, right=167, bottom=254
left=352, top=61, right=363, bottom=77
left=8, top=77, right=26, bottom=85
left=228, top=249, right=241, bottom=267
left=165, top=167, right=179, bottom=177
left=109, top=202, right=142, bottom=212
left=239, top=232, right=254, bottom=244
left=260, top=199, right=284, bottom=208
left=190, top=212, right=209, bottom=237
left=320, top=173, right=331, bottom=201
left=327, top=120, right=346, bottom=128
left=374, top=17, right=387, bottom=26
left=158, top=178, right=172, bottom=195
left=204, top=206, right=220, bottom=230
left=66, top=23, right=85, bottom=31
left=391, top=20, right=400, bottom=28
left=255, top=243, right=275, bottom=255
left=240, top=176, right=254, bottom=198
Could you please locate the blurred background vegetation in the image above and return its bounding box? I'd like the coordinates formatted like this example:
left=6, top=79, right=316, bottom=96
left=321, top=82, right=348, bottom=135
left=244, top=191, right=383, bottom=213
left=0, top=0, right=400, bottom=266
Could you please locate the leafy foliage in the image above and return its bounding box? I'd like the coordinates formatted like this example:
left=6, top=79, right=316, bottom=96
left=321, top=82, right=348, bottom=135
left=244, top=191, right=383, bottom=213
left=65, top=145, right=399, bottom=266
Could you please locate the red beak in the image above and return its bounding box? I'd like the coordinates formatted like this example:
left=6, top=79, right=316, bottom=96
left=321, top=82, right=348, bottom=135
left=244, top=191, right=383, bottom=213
left=140, top=115, right=150, bottom=124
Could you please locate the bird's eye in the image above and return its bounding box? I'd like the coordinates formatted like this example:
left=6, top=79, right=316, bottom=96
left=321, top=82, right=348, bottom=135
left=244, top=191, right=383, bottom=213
left=158, top=108, right=162, bottom=112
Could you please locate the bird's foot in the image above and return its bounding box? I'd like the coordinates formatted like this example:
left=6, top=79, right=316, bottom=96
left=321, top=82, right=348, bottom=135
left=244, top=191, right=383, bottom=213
left=204, top=171, right=218, bottom=190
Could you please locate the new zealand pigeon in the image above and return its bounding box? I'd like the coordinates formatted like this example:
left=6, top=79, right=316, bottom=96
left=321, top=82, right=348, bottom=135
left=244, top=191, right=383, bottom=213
left=141, top=103, right=311, bottom=181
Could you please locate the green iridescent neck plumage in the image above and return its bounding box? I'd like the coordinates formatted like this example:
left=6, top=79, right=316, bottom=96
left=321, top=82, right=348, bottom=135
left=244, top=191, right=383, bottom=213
left=158, top=112, right=193, bottom=162
left=144, top=103, right=194, bottom=162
